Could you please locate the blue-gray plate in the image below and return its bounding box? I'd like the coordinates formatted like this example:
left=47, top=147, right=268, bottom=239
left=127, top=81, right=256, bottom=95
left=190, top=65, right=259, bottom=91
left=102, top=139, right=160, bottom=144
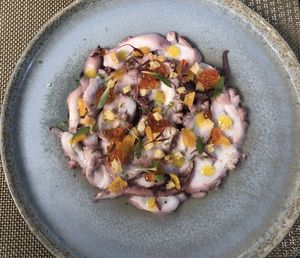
left=1, top=0, right=300, bottom=257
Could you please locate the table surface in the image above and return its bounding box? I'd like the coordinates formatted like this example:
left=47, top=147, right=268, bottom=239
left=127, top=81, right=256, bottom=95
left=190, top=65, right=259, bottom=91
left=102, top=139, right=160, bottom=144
left=0, top=0, right=300, bottom=257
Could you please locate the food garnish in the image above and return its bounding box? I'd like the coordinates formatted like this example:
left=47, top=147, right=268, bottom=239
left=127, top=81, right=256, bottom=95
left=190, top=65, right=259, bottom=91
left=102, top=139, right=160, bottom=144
left=52, top=32, right=247, bottom=214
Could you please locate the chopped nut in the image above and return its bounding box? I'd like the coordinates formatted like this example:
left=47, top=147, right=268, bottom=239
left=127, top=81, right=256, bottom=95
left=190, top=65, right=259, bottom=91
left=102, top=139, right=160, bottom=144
left=196, top=82, right=205, bottom=92
left=145, top=126, right=153, bottom=141
left=153, top=112, right=162, bottom=121
left=169, top=71, right=178, bottom=79
left=183, top=92, right=195, bottom=107
left=166, top=180, right=176, bottom=190
left=181, top=128, right=196, bottom=147
left=150, top=61, right=161, bottom=70
left=184, top=70, right=195, bottom=82
left=169, top=174, right=181, bottom=189
left=139, top=89, right=149, bottom=97
left=147, top=53, right=156, bottom=61
left=203, top=118, right=214, bottom=128
left=103, top=110, right=116, bottom=121
left=137, top=120, right=146, bottom=135
left=122, top=85, right=131, bottom=94
left=108, top=176, right=127, bottom=192
left=195, top=113, right=214, bottom=129
left=111, top=159, right=123, bottom=173
left=195, top=112, right=205, bottom=127
left=80, top=116, right=96, bottom=127
left=176, top=87, right=187, bottom=94
left=154, top=149, right=165, bottom=159
left=189, top=62, right=200, bottom=75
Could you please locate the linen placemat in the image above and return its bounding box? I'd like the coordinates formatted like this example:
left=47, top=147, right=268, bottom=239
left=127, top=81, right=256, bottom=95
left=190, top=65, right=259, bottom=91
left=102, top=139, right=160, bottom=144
left=0, top=0, right=299, bottom=257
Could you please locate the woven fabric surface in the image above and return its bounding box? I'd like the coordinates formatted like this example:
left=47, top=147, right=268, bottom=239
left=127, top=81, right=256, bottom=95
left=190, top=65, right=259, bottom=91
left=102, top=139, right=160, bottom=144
left=0, top=0, right=299, bottom=257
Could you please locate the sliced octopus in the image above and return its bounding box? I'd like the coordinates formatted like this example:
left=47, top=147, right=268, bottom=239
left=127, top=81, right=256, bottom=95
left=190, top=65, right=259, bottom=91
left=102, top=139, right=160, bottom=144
left=51, top=32, right=247, bottom=214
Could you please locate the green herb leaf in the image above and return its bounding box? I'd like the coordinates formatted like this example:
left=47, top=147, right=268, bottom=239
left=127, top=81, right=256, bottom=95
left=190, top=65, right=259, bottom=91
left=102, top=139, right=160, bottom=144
left=155, top=174, right=164, bottom=182
left=196, top=136, right=205, bottom=154
left=134, top=141, right=142, bottom=159
left=71, top=126, right=90, bottom=142
left=97, top=85, right=110, bottom=109
left=211, top=76, right=224, bottom=99
left=151, top=160, right=158, bottom=169
left=57, top=121, right=68, bottom=131
left=146, top=167, right=158, bottom=172
left=132, top=165, right=157, bottom=173
left=141, top=71, right=172, bottom=88
left=134, top=161, right=158, bottom=172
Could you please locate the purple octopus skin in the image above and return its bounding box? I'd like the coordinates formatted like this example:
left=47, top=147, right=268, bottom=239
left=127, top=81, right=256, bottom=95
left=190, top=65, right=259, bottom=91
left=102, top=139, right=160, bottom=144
left=84, top=51, right=102, bottom=78
left=83, top=77, right=103, bottom=114
left=128, top=193, right=187, bottom=214
left=52, top=32, right=248, bottom=214
left=83, top=133, right=98, bottom=148
left=79, top=75, right=90, bottom=92
left=60, top=132, right=87, bottom=168
left=211, top=88, right=247, bottom=145
left=84, top=148, right=112, bottom=190
left=67, top=87, right=82, bottom=133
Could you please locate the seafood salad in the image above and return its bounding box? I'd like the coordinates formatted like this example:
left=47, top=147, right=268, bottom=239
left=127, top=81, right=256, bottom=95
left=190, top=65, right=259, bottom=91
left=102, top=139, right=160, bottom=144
left=51, top=32, right=247, bottom=214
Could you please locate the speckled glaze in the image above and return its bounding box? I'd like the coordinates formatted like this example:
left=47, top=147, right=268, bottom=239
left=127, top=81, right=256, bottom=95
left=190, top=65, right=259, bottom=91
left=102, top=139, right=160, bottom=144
left=1, top=0, right=300, bottom=257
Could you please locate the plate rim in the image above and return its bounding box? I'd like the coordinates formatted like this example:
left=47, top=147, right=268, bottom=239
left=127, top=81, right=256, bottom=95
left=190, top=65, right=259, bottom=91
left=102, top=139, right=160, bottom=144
left=1, top=0, right=300, bottom=257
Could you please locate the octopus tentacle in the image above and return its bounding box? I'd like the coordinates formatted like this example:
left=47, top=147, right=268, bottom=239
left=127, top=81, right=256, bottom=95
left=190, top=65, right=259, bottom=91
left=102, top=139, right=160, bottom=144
left=67, top=87, right=82, bottom=133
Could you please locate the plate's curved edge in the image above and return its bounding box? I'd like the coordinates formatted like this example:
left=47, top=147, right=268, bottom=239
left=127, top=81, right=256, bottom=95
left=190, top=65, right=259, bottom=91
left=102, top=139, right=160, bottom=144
left=213, top=2, right=300, bottom=257
left=0, top=0, right=300, bottom=257
left=219, top=0, right=300, bottom=98
left=227, top=3, right=300, bottom=258
left=215, top=1, right=300, bottom=257
left=0, top=1, right=85, bottom=256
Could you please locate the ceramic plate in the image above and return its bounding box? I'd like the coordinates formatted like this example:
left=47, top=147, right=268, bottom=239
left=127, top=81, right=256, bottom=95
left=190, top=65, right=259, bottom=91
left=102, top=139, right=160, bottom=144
left=1, top=0, right=300, bottom=257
